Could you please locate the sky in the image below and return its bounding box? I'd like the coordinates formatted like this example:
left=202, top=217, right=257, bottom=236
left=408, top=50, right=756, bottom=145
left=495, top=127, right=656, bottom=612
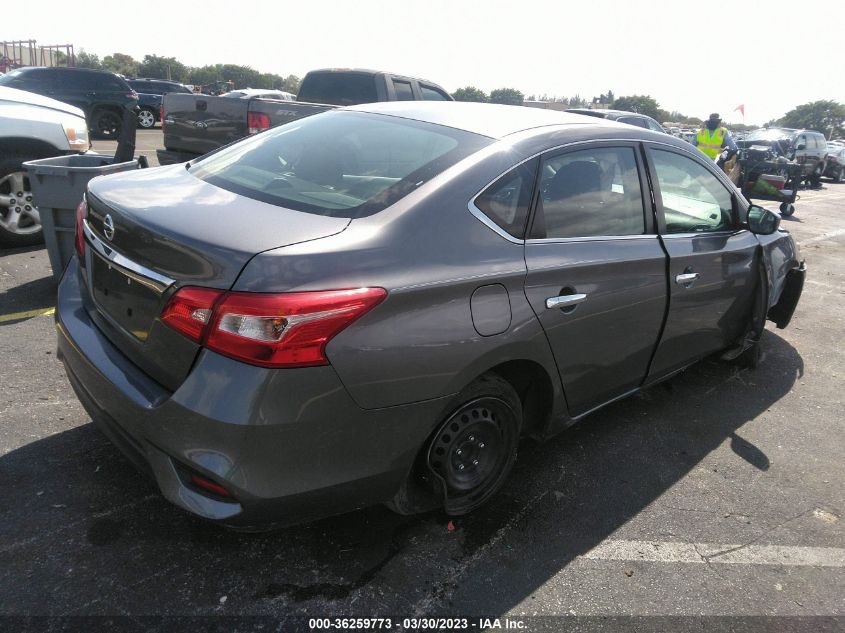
left=5, top=0, right=844, bottom=126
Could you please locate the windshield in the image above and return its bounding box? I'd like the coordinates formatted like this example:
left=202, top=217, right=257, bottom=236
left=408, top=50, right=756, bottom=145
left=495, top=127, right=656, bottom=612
left=189, top=111, right=491, bottom=218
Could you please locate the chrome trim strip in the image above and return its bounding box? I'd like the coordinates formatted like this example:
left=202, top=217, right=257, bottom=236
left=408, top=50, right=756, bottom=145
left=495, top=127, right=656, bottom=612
left=466, top=201, right=524, bottom=244
left=661, top=230, right=746, bottom=239
left=82, top=219, right=175, bottom=289
left=527, top=234, right=658, bottom=244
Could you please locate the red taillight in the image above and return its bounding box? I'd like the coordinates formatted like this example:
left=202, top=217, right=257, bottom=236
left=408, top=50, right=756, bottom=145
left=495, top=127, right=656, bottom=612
left=161, top=287, right=387, bottom=368
left=74, top=198, right=88, bottom=259
left=160, top=287, right=225, bottom=343
left=160, top=104, right=165, bottom=131
left=247, top=111, right=270, bottom=135
left=189, top=474, right=231, bottom=498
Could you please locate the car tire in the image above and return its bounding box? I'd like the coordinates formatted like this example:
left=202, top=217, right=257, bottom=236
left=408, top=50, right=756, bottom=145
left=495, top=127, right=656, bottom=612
left=780, top=202, right=795, bottom=217
left=0, top=155, right=44, bottom=247
left=424, top=373, right=522, bottom=516
left=92, top=109, right=122, bottom=139
left=835, top=166, right=844, bottom=184
left=136, top=107, right=156, bottom=129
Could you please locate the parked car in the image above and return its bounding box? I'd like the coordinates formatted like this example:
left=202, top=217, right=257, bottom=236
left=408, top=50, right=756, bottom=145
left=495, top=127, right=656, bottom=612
left=0, top=86, right=89, bottom=246
left=0, top=67, right=137, bottom=139
left=823, top=145, right=845, bottom=182
left=222, top=89, right=295, bottom=101
left=59, top=102, right=805, bottom=529
left=127, top=78, right=193, bottom=129
left=157, top=68, right=453, bottom=165
left=738, top=128, right=828, bottom=185
left=568, top=108, right=667, bottom=133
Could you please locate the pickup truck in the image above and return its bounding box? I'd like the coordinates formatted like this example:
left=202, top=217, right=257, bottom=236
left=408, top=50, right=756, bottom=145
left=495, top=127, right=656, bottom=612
left=157, top=69, right=453, bottom=165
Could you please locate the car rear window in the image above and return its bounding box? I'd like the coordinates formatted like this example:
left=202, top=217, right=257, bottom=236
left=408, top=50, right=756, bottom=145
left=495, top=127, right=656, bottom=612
left=189, top=111, right=492, bottom=218
left=297, top=73, right=378, bottom=106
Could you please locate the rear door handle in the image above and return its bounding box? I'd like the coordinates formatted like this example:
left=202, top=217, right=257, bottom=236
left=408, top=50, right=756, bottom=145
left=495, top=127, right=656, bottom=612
left=546, top=293, right=588, bottom=309
left=675, top=272, right=700, bottom=285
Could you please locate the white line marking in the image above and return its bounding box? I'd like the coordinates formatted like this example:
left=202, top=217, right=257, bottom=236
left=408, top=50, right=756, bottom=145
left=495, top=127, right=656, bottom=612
left=579, top=539, right=845, bottom=567
left=798, top=228, right=845, bottom=246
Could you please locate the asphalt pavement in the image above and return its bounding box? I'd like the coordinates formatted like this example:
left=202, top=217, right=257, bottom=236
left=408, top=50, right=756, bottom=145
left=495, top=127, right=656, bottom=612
left=91, top=127, right=163, bottom=167
left=0, top=157, right=843, bottom=630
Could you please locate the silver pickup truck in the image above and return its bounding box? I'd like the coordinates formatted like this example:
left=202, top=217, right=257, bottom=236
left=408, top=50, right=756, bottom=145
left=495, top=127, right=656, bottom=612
left=157, top=68, right=453, bottom=165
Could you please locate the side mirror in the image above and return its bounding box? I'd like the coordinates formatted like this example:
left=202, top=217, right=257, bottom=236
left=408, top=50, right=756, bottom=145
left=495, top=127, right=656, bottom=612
left=747, top=204, right=781, bottom=235
left=796, top=143, right=806, bottom=151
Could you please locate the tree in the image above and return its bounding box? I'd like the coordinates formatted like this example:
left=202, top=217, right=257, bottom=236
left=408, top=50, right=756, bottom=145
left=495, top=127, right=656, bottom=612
left=612, top=95, right=661, bottom=120
left=102, top=52, right=139, bottom=77
left=138, top=55, right=189, bottom=82
left=281, top=74, right=301, bottom=94
left=779, top=100, right=845, bottom=139
left=75, top=49, right=102, bottom=70
left=489, top=88, right=524, bottom=106
left=567, top=95, right=587, bottom=108
left=452, top=86, right=488, bottom=102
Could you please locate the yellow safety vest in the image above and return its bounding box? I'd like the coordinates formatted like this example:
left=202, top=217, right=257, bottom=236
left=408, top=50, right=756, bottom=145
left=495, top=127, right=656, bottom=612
left=697, top=127, right=726, bottom=159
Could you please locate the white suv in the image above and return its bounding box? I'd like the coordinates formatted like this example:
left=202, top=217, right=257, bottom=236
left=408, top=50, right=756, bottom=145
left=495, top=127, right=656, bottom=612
left=0, top=86, right=90, bottom=246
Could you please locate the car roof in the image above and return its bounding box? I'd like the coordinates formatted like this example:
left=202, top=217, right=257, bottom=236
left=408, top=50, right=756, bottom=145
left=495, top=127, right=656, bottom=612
left=346, top=101, right=605, bottom=139
left=16, top=66, right=118, bottom=75
left=568, top=108, right=654, bottom=119
left=131, top=78, right=184, bottom=84
left=306, top=67, right=443, bottom=85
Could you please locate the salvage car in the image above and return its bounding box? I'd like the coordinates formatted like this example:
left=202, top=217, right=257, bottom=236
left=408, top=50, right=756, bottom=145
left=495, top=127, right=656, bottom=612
left=0, top=86, right=89, bottom=246
left=57, top=102, right=805, bottom=529
left=738, top=128, right=828, bottom=186
left=823, top=144, right=845, bottom=182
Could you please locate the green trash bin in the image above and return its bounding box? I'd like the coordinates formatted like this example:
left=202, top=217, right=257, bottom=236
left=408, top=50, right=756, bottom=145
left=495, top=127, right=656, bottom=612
left=24, top=154, right=139, bottom=281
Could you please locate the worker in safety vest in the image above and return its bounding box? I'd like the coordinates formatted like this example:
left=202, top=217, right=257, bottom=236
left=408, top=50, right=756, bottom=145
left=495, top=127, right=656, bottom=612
left=696, top=113, right=738, bottom=162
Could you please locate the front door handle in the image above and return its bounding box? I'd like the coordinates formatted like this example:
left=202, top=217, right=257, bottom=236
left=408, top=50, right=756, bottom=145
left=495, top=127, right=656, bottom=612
left=546, top=293, right=588, bottom=309
left=675, top=272, right=700, bottom=286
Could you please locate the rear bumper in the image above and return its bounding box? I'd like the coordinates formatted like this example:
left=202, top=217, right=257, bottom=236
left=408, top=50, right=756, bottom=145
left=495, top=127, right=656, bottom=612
left=56, top=258, right=447, bottom=528
left=155, top=148, right=200, bottom=165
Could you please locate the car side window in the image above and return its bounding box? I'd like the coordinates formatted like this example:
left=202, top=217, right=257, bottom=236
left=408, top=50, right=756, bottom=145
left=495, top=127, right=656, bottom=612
left=646, top=118, right=664, bottom=133
left=619, top=116, right=649, bottom=129
left=535, top=147, right=645, bottom=239
left=474, top=159, right=538, bottom=239
left=651, top=149, right=735, bottom=233
left=420, top=85, right=449, bottom=101
left=6, top=68, right=52, bottom=89
left=392, top=80, right=414, bottom=101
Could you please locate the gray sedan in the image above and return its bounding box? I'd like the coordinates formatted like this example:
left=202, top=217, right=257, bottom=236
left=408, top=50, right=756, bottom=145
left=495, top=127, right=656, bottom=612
left=57, top=102, right=805, bottom=528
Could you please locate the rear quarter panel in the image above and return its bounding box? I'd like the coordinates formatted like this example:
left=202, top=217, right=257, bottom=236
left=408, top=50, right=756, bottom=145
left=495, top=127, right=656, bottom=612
left=232, top=148, right=564, bottom=412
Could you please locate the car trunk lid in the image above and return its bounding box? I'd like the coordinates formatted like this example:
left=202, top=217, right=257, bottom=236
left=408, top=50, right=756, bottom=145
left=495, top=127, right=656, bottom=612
left=81, top=164, right=350, bottom=390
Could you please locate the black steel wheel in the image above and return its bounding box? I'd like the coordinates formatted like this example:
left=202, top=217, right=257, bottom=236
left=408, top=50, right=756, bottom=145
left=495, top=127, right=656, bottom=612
left=427, top=374, right=521, bottom=515
left=93, top=110, right=122, bottom=139
left=780, top=202, right=795, bottom=217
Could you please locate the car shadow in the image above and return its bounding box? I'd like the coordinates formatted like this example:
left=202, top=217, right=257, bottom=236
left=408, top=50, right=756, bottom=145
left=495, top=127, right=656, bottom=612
left=0, top=274, right=55, bottom=325
left=0, top=330, right=803, bottom=616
